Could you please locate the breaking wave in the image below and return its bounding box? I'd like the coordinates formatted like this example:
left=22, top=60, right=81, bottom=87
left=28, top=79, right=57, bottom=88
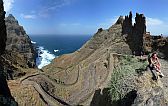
left=36, top=46, right=56, bottom=69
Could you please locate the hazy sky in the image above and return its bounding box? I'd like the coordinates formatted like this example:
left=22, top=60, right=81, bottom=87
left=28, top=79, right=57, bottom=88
left=3, top=0, right=168, bottom=35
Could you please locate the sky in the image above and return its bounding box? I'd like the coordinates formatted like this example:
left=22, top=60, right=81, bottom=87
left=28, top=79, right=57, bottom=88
left=3, top=0, right=168, bottom=36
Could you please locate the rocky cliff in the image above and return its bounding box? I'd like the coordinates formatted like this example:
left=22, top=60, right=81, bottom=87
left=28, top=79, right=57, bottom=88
left=5, top=14, right=36, bottom=68
left=122, top=11, right=168, bottom=58
left=0, top=0, right=6, bottom=55
left=0, top=0, right=17, bottom=105
left=122, top=12, right=146, bottom=55
left=143, top=33, right=168, bottom=58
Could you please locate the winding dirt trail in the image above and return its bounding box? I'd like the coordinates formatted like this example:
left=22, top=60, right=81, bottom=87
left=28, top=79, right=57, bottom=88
left=21, top=73, right=70, bottom=106
left=20, top=53, right=115, bottom=106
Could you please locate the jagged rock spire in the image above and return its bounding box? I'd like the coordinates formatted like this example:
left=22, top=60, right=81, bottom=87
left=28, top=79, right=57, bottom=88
left=115, top=16, right=124, bottom=25
left=5, top=14, right=19, bottom=24
left=122, top=12, right=146, bottom=55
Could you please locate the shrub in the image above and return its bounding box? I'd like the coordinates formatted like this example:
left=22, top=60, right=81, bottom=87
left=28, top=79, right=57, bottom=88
left=109, top=55, right=148, bottom=102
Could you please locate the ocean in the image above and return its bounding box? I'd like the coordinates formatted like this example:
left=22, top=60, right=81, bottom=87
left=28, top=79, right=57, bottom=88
left=30, top=35, right=92, bottom=69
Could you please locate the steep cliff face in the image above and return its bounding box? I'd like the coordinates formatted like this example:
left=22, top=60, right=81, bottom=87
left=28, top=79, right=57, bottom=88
left=0, top=0, right=6, bottom=55
left=122, top=12, right=146, bottom=55
left=143, top=33, right=168, bottom=58
left=0, top=0, right=17, bottom=105
left=5, top=14, right=36, bottom=68
left=122, top=12, right=168, bottom=58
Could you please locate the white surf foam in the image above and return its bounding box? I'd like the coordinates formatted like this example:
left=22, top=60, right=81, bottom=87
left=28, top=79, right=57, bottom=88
left=54, top=49, right=59, bottom=52
left=36, top=46, right=55, bottom=69
left=31, top=41, right=37, bottom=44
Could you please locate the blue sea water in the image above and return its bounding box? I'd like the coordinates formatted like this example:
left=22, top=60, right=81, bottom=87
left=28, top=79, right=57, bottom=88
left=30, top=35, right=91, bottom=69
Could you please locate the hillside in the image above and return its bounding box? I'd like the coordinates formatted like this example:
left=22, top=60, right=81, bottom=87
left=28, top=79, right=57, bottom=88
left=0, top=14, right=38, bottom=80
left=5, top=14, right=36, bottom=68
left=8, top=12, right=168, bottom=106
left=0, top=0, right=168, bottom=104
left=40, top=12, right=168, bottom=105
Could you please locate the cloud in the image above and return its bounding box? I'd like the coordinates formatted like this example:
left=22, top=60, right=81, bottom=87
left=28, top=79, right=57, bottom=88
left=20, top=14, right=36, bottom=19
left=146, top=17, right=163, bottom=26
left=38, top=0, right=72, bottom=18
left=146, top=17, right=168, bottom=35
left=48, top=0, right=71, bottom=10
left=3, top=0, right=14, bottom=12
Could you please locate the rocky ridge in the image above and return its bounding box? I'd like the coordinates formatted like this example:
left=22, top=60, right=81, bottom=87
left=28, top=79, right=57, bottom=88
left=40, top=12, right=168, bottom=106
left=122, top=12, right=168, bottom=58
left=122, top=12, right=146, bottom=55
left=5, top=14, right=36, bottom=68
left=0, top=14, right=38, bottom=80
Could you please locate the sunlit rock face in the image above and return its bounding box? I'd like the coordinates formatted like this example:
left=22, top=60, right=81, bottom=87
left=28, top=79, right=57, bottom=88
left=5, top=14, right=37, bottom=68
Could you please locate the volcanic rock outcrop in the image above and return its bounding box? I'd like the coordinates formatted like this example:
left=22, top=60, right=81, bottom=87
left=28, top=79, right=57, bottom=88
left=122, top=12, right=146, bottom=55
left=122, top=11, right=168, bottom=58
left=5, top=14, right=36, bottom=68
left=143, top=33, right=168, bottom=58
left=0, top=0, right=17, bottom=105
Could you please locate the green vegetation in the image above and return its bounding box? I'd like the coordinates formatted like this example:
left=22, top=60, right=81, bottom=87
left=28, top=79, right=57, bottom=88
left=109, top=55, right=148, bottom=102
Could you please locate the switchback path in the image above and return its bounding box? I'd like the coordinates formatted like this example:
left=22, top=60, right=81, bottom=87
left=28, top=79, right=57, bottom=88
left=21, top=73, right=70, bottom=106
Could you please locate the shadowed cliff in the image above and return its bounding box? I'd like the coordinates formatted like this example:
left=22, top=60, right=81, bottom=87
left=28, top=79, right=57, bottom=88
left=0, top=0, right=18, bottom=105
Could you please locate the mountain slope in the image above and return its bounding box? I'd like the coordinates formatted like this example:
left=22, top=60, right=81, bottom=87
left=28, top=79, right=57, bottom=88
left=5, top=14, right=36, bottom=68
left=41, top=17, right=132, bottom=105
left=7, top=12, right=168, bottom=106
